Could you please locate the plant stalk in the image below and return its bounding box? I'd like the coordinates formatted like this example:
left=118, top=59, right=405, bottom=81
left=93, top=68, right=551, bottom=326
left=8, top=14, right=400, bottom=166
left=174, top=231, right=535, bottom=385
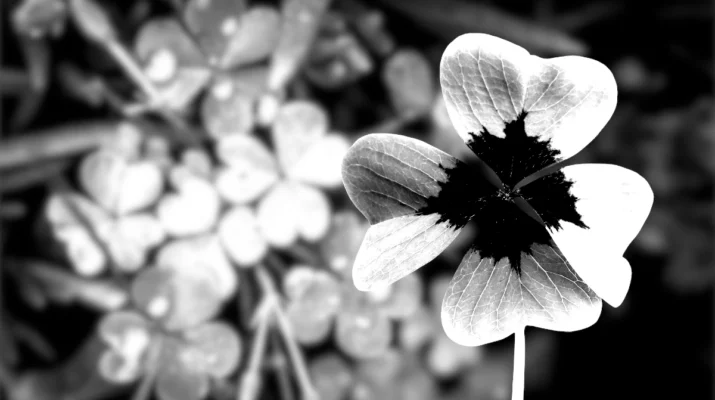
left=512, top=327, right=526, bottom=400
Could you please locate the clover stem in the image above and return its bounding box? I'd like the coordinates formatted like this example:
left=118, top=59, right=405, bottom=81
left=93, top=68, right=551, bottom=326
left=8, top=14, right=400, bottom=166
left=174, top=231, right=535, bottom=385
left=511, top=327, right=526, bottom=400
left=238, top=299, right=271, bottom=400
left=132, top=337, right=162, bottom=400
left=254, top=266, right=318, bottom=400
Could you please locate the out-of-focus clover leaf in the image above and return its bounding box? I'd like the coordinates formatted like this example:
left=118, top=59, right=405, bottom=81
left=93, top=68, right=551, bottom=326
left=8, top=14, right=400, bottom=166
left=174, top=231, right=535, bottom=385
left=201, top=77, right=255, bottom=138
left=382, top=48, right=434, bottom=120
left=268, top=0, right=331, bottom=91
left=179, top=148, right=214, bottom=179
left=334, top=300, right=391, bottom=360
left=134, top=17, right=212, bottom=111
left=45, top=192, right=166, bottom=274
left=218, top=206, right=269, bottom=267
left=98, top=310, right=152, bottom=383
left=319, top=210, right=369, bottom=278
left=78, top=149, right=164, bottom=216
left=305, top=31, right=373, bottom=90
left=157, top=167, right=220, bottom=237
left=130, top=265, right=225, bottom=331
left=12, top=0, right=67, bottom=38
left=309, top=353, right=354, bottom=400
left=184, top=1, right=280, bottom=69
left=155, top=235, right=238, bottom=300
left=366, top=273, right=423, bottom=320
left=97, top=310, right=241, bottom=400
left=257, top=181, right=331, bottom=248
left=253, top=101, right=347, bottom=247
left=272, top=101, right=345, bottom=187
left=283, top=266, right=342, bottom=345
left=214, top=135, right=279, bottom=205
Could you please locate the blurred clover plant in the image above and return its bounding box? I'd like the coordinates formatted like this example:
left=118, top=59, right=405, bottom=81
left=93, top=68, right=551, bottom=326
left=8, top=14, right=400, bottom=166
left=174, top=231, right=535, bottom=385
left=342, top=33, right=654, bottom=399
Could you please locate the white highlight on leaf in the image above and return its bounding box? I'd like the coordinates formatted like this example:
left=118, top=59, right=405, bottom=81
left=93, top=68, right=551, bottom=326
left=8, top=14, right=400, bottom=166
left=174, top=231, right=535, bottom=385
left=545, top=164, right=654, bottom=307
left=352, top=213, right=461, bottom=291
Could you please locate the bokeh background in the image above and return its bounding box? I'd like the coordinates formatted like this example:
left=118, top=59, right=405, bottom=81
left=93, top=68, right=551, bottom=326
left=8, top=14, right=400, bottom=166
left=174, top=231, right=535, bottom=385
left=1, top=0, right=712, bottom=400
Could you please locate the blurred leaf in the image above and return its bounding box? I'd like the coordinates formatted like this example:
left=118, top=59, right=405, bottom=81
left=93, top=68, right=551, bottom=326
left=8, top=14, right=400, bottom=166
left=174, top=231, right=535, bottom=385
left=309, top=353, right=354, bottom=400
left=382, top=48, right=434, bottom=120
left=268, top=0, right=332, bottom=91
left=10, top=37, right=51, bottom=130
left=272, top=101, right=348, bottom=188
left=334, top=304, right=391, bottom=359
left=257, top=181, right=331, bottom=247
left=156, top=235, right=238, bottom=299
left=218, top=206, right=269, bottom=267
left=371, top=273, right=423, bottom=320
left=12, top=0, right=67, bottom=38
left=99, top=213, right=166, bottom=272
left=219, top=7, right=281, bottom=69
left=131, top=266, right=225, bottom=331
left=286, top=302, right=334, bottom=345
left=157, top=172, right=220, bottom=237
left=134, top=18, right=206, bottom=67
left=97, top=311, right=152, bottom=383
left=399, top=306, right=436, bottom=351
left=184, top=0, right=245, bottom=65
left=180, top=322, right=242, bottom=378
left=201, top=77, right=255, bottom=138
left=79, top=150, right=164, bottom=215
left=156, top=339, right=211, bottom=400
left=68, top=0, right=116, bottom=43
left=154, top=68, right=213, bottom=112
left=319, top=210, right=368, bottom=278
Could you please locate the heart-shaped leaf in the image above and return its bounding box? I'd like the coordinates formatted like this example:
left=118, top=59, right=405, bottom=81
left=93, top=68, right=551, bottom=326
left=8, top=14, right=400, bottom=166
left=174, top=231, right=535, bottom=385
left=218, top=206, right=268, bottom=267
left=201, top=77, right=255, bottom=138
left=441, top=243, right=601, bottom=347
left=157, top=172, right=220, bottom=237
left=179, top=322, right=241, bottom=378
left=382, top=48, right=434, bottom=119
left=97, top=311, right=152, bottom=383
left=79, top=150, right=164, bottom=215
left=440, top=33, right=617, bottom=186
left=53, top=224, right=107, bottom=276
left=342, top=133, right=476, bottom=290
left=256, top=181, right=331, bottom=247
left=268, top=0, right=330, bottom=91
left=156, top=235, right=238, bottom=299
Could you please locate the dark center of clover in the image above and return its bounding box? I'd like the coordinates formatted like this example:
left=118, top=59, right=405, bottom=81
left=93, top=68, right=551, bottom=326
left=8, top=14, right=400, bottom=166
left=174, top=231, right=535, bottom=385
left=419, top=110, right=587, bottom=274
